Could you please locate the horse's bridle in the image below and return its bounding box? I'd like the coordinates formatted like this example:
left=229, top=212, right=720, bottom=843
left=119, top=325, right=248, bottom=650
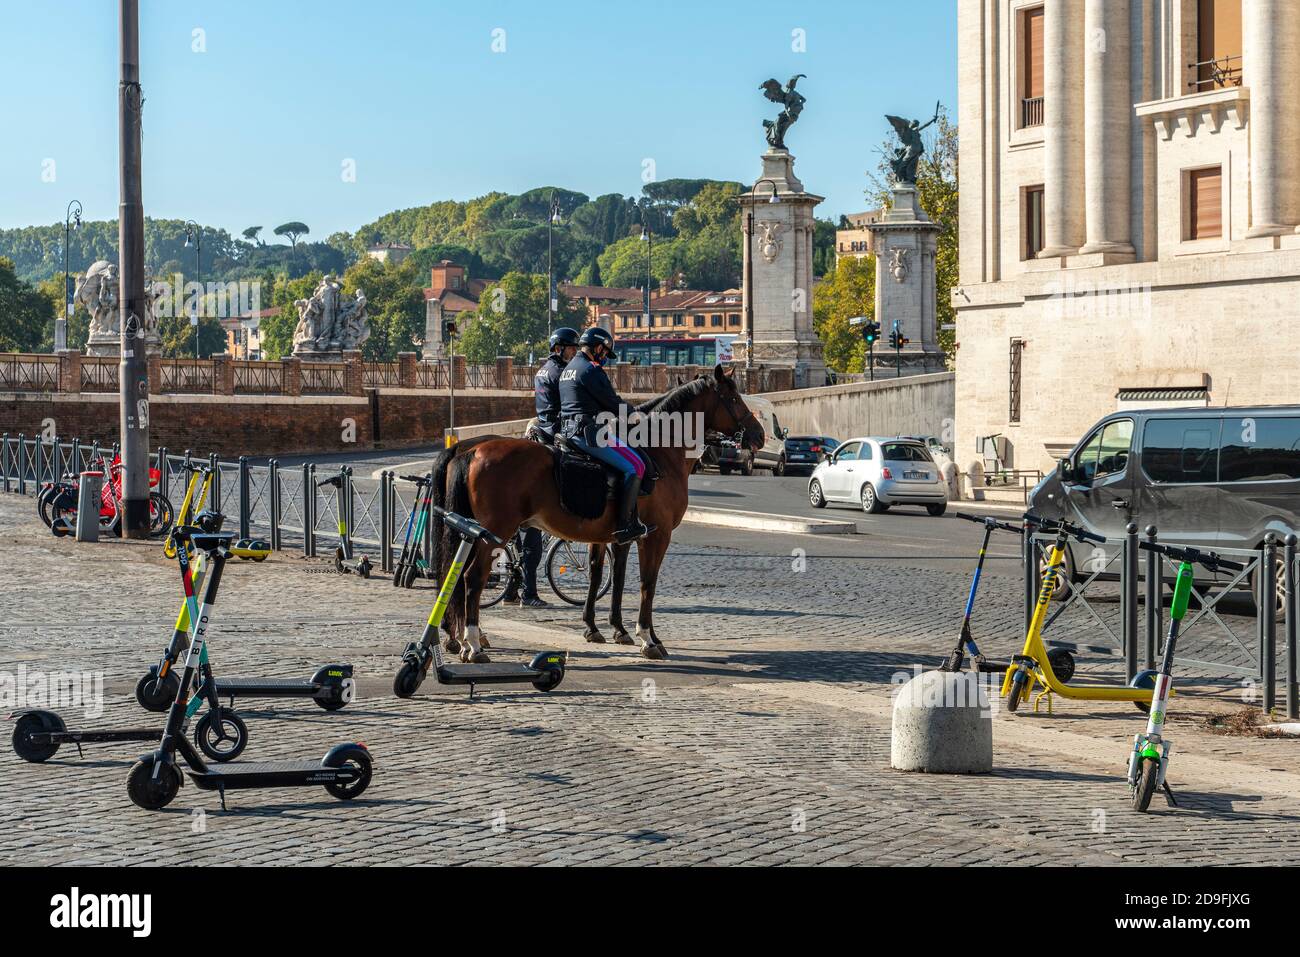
left=711, top=379, right=762, bottom=438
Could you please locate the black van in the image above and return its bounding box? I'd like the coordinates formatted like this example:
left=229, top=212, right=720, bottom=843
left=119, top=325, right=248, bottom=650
left=1028, top=406, right=1300, bottom=597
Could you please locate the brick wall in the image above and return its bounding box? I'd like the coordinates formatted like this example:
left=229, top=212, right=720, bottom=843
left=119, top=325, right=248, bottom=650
left=0, top=390, right=538, bottom=457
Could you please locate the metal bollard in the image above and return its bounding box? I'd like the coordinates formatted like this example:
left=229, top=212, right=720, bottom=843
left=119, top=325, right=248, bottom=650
left=380, top=471, right=394, bottom=573
left=1, top=433, right=9, bottom=493
left=1023, top=522, right=1037, bottom=632
left=1123, top=523, right=1139, bottom=681
left=209, top=452, right=221, bottom=510
left=1262, top=534, right=1278, bottom=713
left=1286, top=534, right=1298, bottom=720
left=17, top=434, right=26, bottom=495
left=304, top=463, right=316, bottom=558
left=269, top=459, right=281, bottom=551
left=1144, top=525, right=1160, bottom=670
left=238, top=456, right=251, bottom=540
left=71, top=438, right=81, bottom=478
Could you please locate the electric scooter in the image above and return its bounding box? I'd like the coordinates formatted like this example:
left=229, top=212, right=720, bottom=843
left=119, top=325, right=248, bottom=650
left=135, top=511, right=355, bottom=713
left=941, top=513, right=1076, bottom=680
left=393, top=507, right=566, bottom=699
left=1002, top=513, right=1162, bottom=713
left=1127, top=540, right=1244, bottom=811
left=126, top=527, right=372, bottom=810
left=393, top=472, right=433, bottom=588
left=317, top=470, right=372, bottom=578
left=11, top=530, right=249, bottom=764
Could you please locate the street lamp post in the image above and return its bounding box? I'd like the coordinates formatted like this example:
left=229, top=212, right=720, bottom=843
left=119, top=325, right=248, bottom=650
left=184, top=220, right=202, bottom=357
left=547, top=195, right=561, bottom=334
left=639, top=216, right=654, bottom=331
left=742, top=179, right=780, bottom=370
left=60, top=200, right=83, bottom=352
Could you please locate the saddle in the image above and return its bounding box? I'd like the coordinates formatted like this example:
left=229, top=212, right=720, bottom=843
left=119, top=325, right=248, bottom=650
left=551, top=434, right=658, bottom=520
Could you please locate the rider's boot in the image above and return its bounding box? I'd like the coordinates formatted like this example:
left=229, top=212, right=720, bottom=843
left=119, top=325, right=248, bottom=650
left=613, top=473, right=655, bottom=545
left=520, top=550, right=547, bottom=607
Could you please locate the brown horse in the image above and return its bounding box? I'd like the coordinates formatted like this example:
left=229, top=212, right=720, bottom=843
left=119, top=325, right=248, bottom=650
left=435, top=365, right=764, bottom=661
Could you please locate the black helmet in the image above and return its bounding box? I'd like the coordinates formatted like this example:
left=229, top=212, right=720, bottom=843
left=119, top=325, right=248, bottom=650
left=194, top=509, right=225, bottom=533
left=549, top=327, right=580, bottom=350
left=578, top=326, right=616, bottom=357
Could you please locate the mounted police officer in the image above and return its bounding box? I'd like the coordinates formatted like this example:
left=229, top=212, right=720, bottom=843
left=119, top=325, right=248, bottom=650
left=530, top=326, right=579, bottom=443
left=559, top=327, right=654, bottom=544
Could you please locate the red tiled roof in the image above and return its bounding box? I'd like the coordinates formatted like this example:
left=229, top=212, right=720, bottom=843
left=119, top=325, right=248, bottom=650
left=559, top=284, right=642, bottom=301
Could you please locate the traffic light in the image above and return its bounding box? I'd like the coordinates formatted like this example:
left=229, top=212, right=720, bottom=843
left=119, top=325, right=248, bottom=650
left=888, top=329, right=900, bottom=350
left=442, top=318, right=457, bottom=340
left=862, top=320, right=880, bottom=345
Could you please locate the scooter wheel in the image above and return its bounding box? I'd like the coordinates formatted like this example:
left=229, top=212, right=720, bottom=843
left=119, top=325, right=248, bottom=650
left=393, top=661, right=424, bottom=699
left=334, top=546, right=346, bottom=574
left=12, top=712, right=60, bottom=763
left=1046, top=647, right=1076, bottom=684
left=135, top=671, right=181, bottom=712
left=314, top=693, right=348, bottom=712
left=1130, top=670, right=1158, bottom=713
left=532, top=670, right=564, bottom=693
left=194, top=710, right=248, bottom=762
left=1132, top=758, right=1159, bottom=812
left=1004, top=670, right=1028, bottom=713
left=391, top=564, right=404, bottom=586
left=358, top=557, right=372, bottom=579
left=323, top=746, right=372, bottom=801
left=127, top=756, right=182, bottom=810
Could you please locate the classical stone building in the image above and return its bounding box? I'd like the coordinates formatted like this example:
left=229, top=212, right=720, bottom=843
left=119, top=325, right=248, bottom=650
left=834, top=209, right=884, bottom=262
left=955, top=0, right=1300, bottom=478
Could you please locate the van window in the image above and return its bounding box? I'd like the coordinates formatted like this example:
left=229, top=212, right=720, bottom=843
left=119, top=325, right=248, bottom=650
left=1077, top=419, right=1133, bottom=482
left=1219, top=417, right=1300, bottom=482
left=1141, top=417, right=1222, bottom=484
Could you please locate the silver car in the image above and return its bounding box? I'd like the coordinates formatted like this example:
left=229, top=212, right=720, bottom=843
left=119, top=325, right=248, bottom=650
left=807, top=436, right=949, bottom=515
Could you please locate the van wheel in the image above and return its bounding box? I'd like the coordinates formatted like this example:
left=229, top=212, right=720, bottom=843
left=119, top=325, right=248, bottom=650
left=740, top=457, right=754, bottom=477
left=774, top=456, right=786, bottom=477
left=719, top=464, right=732, bottom=476
left=1037, top=542, right=1076, bottom=602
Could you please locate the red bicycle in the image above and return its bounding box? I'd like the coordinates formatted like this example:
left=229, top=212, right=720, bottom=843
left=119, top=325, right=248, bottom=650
left=43, top=453, right=174, bottom=538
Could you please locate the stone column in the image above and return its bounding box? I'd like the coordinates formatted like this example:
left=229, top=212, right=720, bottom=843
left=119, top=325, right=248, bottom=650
left=1244, top=0, right=1300, bottom=236
left=211, top=353, right=235, bottom=395
left=397, top=351, right=417, bottom=388
left=651, top=363, right=669, bottom=392
left=450, top=354, right=466, bottom=391
left=56, top=349, right=81, bottom=394
left=494, top=355, right=513, bottom=390
left=1039, top=0, right=1086, bottom=257
left=281, top=356, right=302, bottom=397
left=147, top=354, right=162, bottom=394
left=342, top=350, right=364, bottom=396
left=1080, top=0, right=1134, bottom=256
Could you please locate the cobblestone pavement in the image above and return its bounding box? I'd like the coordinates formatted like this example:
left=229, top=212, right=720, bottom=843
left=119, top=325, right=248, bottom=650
left=1, top=492, right=1297, bottom=866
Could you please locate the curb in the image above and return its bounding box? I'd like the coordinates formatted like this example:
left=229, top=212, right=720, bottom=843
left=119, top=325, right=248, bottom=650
left=682, top=506, right=860, bottom=535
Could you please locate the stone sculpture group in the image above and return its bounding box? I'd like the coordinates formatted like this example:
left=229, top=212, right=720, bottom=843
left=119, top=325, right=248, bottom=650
left=292, top=275, right=370, bottom=356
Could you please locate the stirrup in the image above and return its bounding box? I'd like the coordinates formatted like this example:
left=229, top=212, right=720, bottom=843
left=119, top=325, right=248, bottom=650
left=614, top=522, right=655, bottom=544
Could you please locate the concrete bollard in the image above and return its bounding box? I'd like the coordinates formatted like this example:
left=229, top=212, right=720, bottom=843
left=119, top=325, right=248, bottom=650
left=890, top=670, right=993, bottom=773
left=75, top=471, right=104, bottom=543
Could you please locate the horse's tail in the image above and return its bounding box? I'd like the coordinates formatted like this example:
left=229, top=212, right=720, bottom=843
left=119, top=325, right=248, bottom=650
left=427, top=444, right=459, bottom=587
left=443, top=449, right=477, bottom=640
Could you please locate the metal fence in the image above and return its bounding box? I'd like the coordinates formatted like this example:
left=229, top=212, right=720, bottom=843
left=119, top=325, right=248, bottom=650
left=1022, top=522, right=1296, bottom=715
left=80, top=357, right=118, bottom=393
left=158, top=358, right=214, bottom=394
left=300, top=362, right=346, bottom=395
left=0, top=354, right=59, bottom=392
left=234, top=360, right=283, bottom=395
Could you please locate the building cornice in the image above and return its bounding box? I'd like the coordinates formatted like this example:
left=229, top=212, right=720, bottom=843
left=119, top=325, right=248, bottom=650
left=1134, top=86, right=1250, bottom=141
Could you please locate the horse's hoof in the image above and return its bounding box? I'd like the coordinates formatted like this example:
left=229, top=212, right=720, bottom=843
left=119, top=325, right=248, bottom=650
left=640, top=642, right=665, bottom=661
left=470, top=651, right=491, bottom=664
left=612, top=629, right=635, bottom=646
left=584, top=627, right=606, bottom=644
left=443, top=637, right=461, bottom=655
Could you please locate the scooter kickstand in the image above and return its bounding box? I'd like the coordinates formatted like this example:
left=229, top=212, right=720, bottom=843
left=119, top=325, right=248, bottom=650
left=1162, top=780, right=1178, bottom=808
left=218, top=785, right=228, bottom=812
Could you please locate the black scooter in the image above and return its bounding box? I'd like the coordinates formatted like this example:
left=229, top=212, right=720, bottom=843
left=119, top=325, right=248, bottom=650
left=135, top=512, right=355, bottom=713
left=127, top=527, right=372, bottom=810
left=941, top=512, right=1075, bottom=681
left=10, top=525, right=249, bottom=764
left=393, top=507, right=566, bottom=699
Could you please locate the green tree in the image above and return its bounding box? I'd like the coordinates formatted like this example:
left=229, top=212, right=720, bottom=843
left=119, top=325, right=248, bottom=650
left=812, top=255, right=876, bottom=374
left=458, top=272, right=586, bottom=363
left=274, top=222, right=310, bottom=248
left=0, top=257, right=56, bottom=352
left=338, top=256, right=425, bottom=360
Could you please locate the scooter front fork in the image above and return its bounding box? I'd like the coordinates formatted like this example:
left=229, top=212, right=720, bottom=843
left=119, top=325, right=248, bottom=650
left=1128, top=733, right=1171, bottom=788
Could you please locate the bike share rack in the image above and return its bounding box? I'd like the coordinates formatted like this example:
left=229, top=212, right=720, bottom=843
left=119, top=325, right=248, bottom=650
left=1021, top=519, right=1297, bottom=717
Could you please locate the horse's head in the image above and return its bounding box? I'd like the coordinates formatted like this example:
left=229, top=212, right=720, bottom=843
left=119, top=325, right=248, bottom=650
left=704, top=364, right=765, bottom=453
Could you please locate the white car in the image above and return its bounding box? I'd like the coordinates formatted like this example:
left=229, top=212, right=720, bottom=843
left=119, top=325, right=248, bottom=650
left=807, top=436, right=948, bottom=515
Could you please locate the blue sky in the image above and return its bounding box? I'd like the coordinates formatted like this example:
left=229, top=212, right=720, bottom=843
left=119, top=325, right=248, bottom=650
left=1, top=0, right=957, bottom=237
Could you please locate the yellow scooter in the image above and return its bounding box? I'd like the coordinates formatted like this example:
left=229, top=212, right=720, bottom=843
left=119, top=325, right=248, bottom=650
left=1002, top=513, right=1160, bottom=714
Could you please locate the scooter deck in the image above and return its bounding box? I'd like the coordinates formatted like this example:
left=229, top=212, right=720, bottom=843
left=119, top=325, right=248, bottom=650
left=186, top=759, right=345, bottom=790
left=436, top=663, right=547, bottom=685
left=35, top=729, right=158, bottom=744
left=215, top=678, right=323, bottom=695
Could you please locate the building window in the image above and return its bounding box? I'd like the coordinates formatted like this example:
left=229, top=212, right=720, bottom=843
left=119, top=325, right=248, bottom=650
left=1020, top=5, right=1044, bottom=128
left=1193, top=0, right=1242, bottom=91
left=710, top=314, right=722, bottom=327
left=693, top=315, right=705, bottom=328
left=1023, top=185, right=1045, bottom=260
left=1009, top=338, right=1024, bottom=424
left=1186, top=167, right=1222, bottom=240
left=673, top=313, right=684, bottom=326
left=728, top=314, right=740, bottom=326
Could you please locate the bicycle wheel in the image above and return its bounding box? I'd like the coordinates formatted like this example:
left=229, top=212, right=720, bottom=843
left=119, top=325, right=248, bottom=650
left=148, top=492, right=175, bottom=538
left=479, top=545, right=516, bottom=608
left=546, top=539, right=613, bottom=606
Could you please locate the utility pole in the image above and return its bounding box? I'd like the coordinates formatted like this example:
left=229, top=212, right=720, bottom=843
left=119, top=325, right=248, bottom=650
left=118, top=0, right=151, bottom=538
left=547, top=194, right=561, bottom=334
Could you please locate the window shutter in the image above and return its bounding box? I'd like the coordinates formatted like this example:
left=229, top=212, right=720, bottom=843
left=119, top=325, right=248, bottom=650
left=1190, top=168, right=1222, bottom=240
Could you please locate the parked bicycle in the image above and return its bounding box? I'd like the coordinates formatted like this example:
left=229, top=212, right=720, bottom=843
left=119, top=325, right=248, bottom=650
left=40, top=452, right=173, bottom=538
left=481, top=533, right=614, bottom=607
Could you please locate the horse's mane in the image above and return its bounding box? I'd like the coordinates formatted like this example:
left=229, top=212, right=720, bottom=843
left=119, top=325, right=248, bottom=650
left=635, top=375, right=711, bottom=415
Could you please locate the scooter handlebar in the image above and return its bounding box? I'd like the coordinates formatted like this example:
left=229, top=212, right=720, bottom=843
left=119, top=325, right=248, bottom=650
left=1023, top=512, right=1106, bottom=545
left=430, top=505, right=504, bottom=549
left=398, top=473, right=431, bottom=484
left=955, top=512, right=1022, bottom=534
left=1137, top=540, right=1246, bottom=573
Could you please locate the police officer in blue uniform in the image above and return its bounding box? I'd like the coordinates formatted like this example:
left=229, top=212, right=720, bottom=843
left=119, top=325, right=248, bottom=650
left=531, top=327, right=579, bottom=442
left=559, top=327, right=654, bottom=544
